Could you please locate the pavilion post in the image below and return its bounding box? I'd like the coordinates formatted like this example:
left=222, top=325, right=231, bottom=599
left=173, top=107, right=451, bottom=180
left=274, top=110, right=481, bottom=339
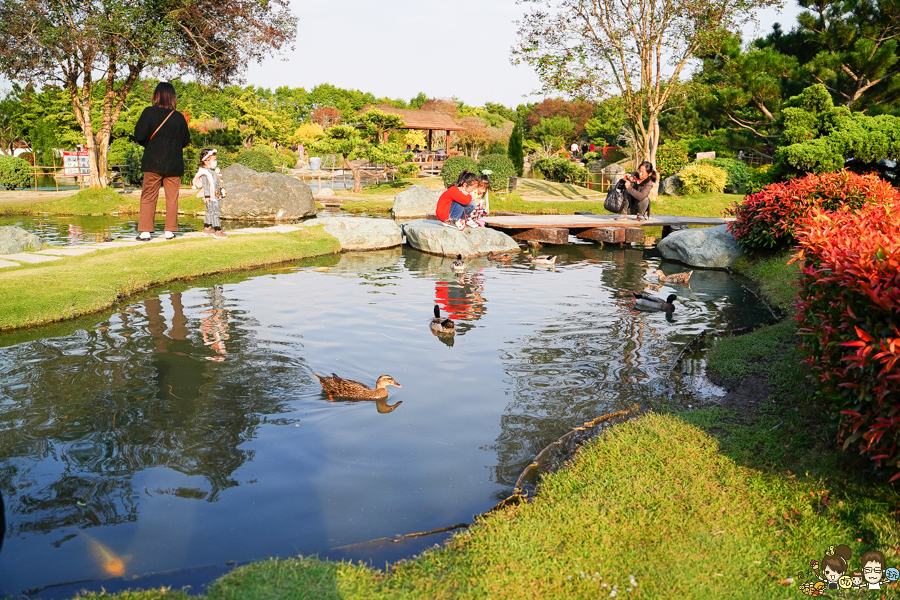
left=446, top=130, right=450, bottom=153
left=427, top=129, right=433, bottom=152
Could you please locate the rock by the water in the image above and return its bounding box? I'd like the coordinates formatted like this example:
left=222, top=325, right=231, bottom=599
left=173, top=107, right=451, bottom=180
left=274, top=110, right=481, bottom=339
left=402, top=219, right=520, bottom=257
left=219, top=163, right=317, bottom=220
left=661, top=174, right=682, bottom=195
left=657, top=224, right=743, bottom=269
left=391, top=185, right=443, bottom=218
left=0, top=226, right=42, bottom=254
left=315, top=188, right=335, bottom=198
left=302, top=217, right=402, bottom=251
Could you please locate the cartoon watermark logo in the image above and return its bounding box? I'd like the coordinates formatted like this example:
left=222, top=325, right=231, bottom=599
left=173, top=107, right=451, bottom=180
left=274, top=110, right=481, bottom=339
left=795, top=545, right=898, bottom=596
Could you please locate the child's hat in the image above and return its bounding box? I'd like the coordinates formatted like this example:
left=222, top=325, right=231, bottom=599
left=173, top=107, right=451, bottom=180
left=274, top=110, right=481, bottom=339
left=200, top=148, right=218, bottom=161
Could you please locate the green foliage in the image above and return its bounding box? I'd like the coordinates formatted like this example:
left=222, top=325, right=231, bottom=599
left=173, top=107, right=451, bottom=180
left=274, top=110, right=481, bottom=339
left=531, top=116, right=575, bottom=153
left=477, top=154, right=516, bottom=191
left=507, top=120, right=525, bottom=176
left=695, top=158, right=749, bottom=193
left=122, top=144, right=144, bottom=186
left=746, top=164, right=775, bottom=194
left=396, top=163, right=420, bottom=179
left=532, top=157, right=589, bottom=185
left=677, top=163, right=728, bottom=195
left=440, top=155, right=479, bottom=188
left=252, top=144, right=297, bottom=169
left=235, top=148, right=276, bottom=173
left=654, top=143, right=690, bottom=177
left=0, top=155, right=32, bottom=189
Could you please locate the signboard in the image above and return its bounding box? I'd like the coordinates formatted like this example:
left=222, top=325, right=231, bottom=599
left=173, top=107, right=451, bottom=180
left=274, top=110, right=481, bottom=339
left=62, top=151, right=90, bottom=177
left=695, top=151, right=716, bottom=160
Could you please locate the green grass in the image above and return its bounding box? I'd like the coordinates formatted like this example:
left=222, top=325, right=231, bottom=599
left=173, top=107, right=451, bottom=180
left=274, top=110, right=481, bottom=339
left=490, top=191, right=741, bottom=217
left=731, top=250, right=799, bottom=315
left=0, top=187, right=207, bottom=216
left=514, top=178, right=604, bottom=199
left=338, top=198, right=395, bottom=214
left=0, top=227, right=340, bottom=330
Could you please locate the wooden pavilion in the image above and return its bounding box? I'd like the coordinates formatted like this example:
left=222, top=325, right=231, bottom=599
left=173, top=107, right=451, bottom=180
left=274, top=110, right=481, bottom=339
left=375, top=107, right=464, bottom=152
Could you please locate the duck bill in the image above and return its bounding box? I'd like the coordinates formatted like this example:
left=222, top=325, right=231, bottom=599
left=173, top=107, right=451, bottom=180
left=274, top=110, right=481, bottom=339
left=392, top=382, right=402, bottom=388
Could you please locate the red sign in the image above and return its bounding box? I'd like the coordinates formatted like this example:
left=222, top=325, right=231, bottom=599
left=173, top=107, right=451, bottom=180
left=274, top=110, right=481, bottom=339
left=62, top=151, right=90, bottom=177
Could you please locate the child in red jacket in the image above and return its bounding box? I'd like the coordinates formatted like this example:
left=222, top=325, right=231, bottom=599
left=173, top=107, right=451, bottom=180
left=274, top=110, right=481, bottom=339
left=436, top=170, right=479, bottom=231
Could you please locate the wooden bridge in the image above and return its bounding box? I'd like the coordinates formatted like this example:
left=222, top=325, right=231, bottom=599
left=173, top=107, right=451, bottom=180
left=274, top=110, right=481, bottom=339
left=481, top=214, right=734, bottom=244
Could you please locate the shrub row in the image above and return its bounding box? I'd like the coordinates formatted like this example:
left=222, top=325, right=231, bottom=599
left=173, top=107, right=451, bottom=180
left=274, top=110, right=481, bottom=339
left=0, top=155, right=32, bottom=190
left=532, top=157, right=589, bottom=185
left=794, top=199, right=900, bottom=479
left=695, top=158, right=749, bottom=194
left=728, top=170, right=899, bottom=252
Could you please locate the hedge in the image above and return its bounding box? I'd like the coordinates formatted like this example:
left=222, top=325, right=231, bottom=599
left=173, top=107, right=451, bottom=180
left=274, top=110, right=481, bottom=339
left=695, top=158, right=749, bottom=194
left=677, top=163, right=727, bottom=195
left=235, top=148, right=276, bottom=173
left=440, top=155, right=478, bottom=188
left=477, top=154, right=516, bottom=191
left=532, top=157, right=589, bottom=185
left=0, top=155, right=32, bottom=190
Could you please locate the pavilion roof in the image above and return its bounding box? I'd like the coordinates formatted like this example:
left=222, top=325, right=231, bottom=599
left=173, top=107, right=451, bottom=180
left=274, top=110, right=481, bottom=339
left=375, top=107, right=465, bottom=131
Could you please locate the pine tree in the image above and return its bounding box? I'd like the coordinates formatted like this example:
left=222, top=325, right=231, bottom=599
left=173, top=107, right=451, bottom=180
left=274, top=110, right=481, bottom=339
left=508, top=120, right=525, bottom=176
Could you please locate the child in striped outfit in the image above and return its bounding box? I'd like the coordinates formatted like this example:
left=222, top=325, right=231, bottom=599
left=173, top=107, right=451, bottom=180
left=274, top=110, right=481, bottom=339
left=192, top=148, right=228, bottom=239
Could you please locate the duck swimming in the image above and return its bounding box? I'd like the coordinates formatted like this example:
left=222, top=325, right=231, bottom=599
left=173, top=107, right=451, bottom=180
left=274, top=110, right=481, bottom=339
left=527, top=255, right=557, bottom=266
left=314, top=373, right=402, bottom=400
left=451, top=254, right=466, bottom=272
left=632, top=292, right=677, bottom=311
left=653, top=269, right=692, bottom=284
left=430, top=305, right=455, bottom=334
left=487, top=252, right=514, bottom=262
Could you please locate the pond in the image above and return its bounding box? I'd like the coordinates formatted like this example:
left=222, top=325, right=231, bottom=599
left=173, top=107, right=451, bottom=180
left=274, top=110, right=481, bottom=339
left=0, top=216, right=208, bottom=246
left=0, top=243, right=772, bottom=596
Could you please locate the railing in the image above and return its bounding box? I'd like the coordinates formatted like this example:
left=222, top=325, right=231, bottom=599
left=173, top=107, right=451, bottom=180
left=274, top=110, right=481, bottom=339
left=28, top=164, right=130, bottom=191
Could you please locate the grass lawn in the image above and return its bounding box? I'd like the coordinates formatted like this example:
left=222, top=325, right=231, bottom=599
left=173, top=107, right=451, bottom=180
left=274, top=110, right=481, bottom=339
left=0, top=187, right=207, bottom=216
left=0, top=227, right=340, bottom=330
left=491, top=191, right=741, bottom=217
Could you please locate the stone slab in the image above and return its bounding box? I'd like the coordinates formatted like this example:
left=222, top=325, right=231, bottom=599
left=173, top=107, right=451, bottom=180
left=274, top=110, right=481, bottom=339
left=402, top=219, right=521, bottom=257
left=0, top=259, right=20, bottom=268
left=512, top=228, right=569, bottom=244
left=0, top=253, right=63, bottom=263
left=35, top=247, right=99, bottom=256
left=577, top=227, right=625, bottom=243
left=300, top=217, right=402, bottom=251
left=624, top=227, right=645, bottom=243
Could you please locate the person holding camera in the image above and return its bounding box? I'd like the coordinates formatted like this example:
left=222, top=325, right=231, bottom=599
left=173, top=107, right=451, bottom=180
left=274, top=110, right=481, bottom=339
left=619, top=161, right=658, bottom=221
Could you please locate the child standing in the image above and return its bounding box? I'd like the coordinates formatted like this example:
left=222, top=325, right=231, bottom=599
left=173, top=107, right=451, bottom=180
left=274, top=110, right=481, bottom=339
left=469, top=174, right=491, bottom=227
left=192, top=148, right=228, bottom=239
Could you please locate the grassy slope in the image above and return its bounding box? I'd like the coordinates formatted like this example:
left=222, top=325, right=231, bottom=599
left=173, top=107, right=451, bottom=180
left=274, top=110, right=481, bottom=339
left=0, top=227, right=340, bottom=330
left=0, top=187, right=206, bottom=216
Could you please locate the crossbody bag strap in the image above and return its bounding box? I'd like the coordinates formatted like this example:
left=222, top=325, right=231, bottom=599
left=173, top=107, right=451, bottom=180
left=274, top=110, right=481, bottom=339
left=148, top=110, right=175, bottom=143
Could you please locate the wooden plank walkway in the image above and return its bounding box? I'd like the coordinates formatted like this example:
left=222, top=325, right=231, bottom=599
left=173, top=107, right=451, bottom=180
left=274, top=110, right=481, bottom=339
left=481, top=214, right=734, bottom=244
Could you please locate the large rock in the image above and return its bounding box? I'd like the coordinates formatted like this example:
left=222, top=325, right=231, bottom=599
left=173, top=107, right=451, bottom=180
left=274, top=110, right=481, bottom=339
left=391, top=185, right=443, bottom=218
left=0, top=226, right=42, bottom=253
left=301, top=217, right=402, bottom=251
left=661, top=173, right=682, bottom=195
left=657, top=224, right=744, bottom=269
left=402, top=219, right=520, bottom=257
left=219, top=163, right=316, bottom=220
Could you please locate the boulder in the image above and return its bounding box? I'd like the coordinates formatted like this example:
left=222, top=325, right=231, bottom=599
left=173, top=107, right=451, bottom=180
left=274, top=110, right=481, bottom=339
left=0, top=226, right=42, bottom=254
left=315, top=188, right=335, bottom=198
left=402, top=219, right=520, bottom=257
left=602, top=163, right=624, bottom=177
left=302, top=217, right=402, bottom=251
left=657, top=224, right=743, bottom=269
left=661, top=174, right=682, bottom=195
left=391, top=184, right=443, bottom=218
left=219, top=163, right=317, bottom=220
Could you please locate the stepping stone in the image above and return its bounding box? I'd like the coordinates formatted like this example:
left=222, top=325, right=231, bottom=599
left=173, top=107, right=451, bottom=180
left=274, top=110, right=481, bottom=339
left=0, top=259, right=21, bottom=268
left=35, top=247, right=99, bottom=256
left=265, top=225, right=301, bottom=233
left=232, top=227, right=269, bottom=233
left=0, top=253, right=63, bottom=264
left=91, top=242, right=138, bottom=249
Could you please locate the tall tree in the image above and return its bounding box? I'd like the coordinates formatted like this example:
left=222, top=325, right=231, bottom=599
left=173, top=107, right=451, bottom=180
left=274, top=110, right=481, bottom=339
left=513, top=0, right=777, bottom=164
left=508, top=120, right=525, bottom=176
left=0, top=0, right=296, bottom=187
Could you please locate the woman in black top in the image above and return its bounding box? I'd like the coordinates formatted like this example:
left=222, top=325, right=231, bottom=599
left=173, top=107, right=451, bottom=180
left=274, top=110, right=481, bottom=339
left=619, top=161, right=658, bottom=221
left=133, top=82, right=191, bottom=240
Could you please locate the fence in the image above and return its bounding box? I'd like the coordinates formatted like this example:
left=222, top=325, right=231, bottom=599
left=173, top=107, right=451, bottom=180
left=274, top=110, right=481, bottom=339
left=27, top=164, right=130, bottom=191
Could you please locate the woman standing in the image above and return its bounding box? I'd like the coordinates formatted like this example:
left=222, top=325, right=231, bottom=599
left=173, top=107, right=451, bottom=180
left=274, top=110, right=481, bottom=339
left=619, top=161, right=658, bottom=221
left=133, top=82, right=191, bottom=240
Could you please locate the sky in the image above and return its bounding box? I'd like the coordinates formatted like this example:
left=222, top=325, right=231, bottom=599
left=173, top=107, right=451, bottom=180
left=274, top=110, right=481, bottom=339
left=240, top=0, right=808, bottom=107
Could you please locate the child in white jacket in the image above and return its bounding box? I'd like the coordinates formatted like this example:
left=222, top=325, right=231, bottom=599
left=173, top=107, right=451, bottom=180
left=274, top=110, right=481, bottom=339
left=191, top=148, right=228, bottom=239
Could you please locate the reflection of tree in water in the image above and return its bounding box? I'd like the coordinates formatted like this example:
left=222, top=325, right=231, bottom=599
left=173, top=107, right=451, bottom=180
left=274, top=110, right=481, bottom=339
left=0, top=287, right=307, bottom=537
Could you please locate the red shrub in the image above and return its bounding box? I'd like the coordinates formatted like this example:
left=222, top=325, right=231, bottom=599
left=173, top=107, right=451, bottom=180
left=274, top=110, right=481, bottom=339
left=794, top=200, right=900, bottom=478
left=728, top=170, right=899, bottom=252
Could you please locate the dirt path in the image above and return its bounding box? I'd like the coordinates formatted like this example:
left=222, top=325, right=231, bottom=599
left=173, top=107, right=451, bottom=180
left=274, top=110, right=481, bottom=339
left=0, top=190, right=79, bottom=204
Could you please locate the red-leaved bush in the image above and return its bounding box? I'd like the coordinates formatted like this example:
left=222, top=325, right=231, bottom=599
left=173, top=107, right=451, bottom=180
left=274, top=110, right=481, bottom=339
left=794, top=200, right=900, bottom=478
left=728, top=170, right=899, bottom=252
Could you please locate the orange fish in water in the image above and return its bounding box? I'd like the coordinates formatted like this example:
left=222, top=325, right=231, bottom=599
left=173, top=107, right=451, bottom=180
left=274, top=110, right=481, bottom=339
left=84, top=535, right=131, bottom=577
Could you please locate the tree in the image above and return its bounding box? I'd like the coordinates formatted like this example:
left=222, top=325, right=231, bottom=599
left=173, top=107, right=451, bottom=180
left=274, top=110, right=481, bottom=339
left=310, top=107, right=342, bottom=129
left=0, top=0, right=296, bottom=187
left=513, top=0, right=777, bottom=165
left=313, top=109, right=409, bottom=193
left=508, top=120, right=525, bottom=176
left=531, top=116, right=575, bottom=157
left=526, top=98, right=594, bottom=135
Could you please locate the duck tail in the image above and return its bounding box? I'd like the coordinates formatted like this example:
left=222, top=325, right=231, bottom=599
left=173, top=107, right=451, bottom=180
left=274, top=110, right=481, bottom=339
left=434, top=305, right=441, bottom=318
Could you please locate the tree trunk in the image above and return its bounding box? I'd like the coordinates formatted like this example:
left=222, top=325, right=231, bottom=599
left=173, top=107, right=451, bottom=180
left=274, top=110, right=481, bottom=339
left=344, top=156, right=362, bottom=193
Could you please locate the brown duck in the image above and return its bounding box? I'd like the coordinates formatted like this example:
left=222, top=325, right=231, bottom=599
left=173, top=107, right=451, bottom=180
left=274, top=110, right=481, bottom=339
left=487, top=252, right=514, bottom=262
left=653, top=269, right=692, bottom=284
left=314, top=373, right=402, bottom=400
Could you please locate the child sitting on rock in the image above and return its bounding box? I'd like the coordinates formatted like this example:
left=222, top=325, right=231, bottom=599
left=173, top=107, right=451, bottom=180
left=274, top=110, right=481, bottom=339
left=191, top=148, right=228, bottom=239
left=436, top=170, right=479, bottom=231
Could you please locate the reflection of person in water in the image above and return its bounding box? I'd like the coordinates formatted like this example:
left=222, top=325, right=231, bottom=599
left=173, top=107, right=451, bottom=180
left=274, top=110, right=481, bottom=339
left=199, top=285, right=230, bottom=361
left=434, top=271, right=486, bottom=322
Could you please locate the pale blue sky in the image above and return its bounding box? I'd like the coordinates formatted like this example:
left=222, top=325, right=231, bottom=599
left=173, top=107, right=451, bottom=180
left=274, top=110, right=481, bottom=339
left=242, top=0, right=808, bottom=107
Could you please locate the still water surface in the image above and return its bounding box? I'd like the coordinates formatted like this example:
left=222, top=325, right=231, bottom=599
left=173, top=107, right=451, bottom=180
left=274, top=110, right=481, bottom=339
left=0, top=244, right=770, bottom=594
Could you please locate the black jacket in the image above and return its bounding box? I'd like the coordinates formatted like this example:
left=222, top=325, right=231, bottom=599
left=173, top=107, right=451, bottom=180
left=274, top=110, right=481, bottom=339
left=133, top=106, right=191, bottom=176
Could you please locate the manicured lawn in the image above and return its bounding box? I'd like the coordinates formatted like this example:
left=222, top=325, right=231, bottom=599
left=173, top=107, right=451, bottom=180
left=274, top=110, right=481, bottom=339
left=0, top=187, right=207, bottom=216
left=491, top=191, right=741, bottom=218
left=0, top=227, right=340, bottom=330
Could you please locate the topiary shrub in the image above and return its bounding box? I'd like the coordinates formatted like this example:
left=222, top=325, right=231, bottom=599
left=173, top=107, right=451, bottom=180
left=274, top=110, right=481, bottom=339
left=728, top=170, right=900, bottom=252
left=396, top=163, right=420, bottom=179
left=440, top=155, right=478, bottom=187
left=794, top=198, right=900, bottom=479
left=252, top=144, right=298, bottom=170
left=677, top=163, right=727, bottom=195
left=122, top=144, right=144, bottom=185
left=477, top=154, right=516, bottom=191
left=695, top=158, right=749, bottom=194
left=0, top=155, right=33, bottom=190
left=532, top=157, right=589, bottom=185
left=235, top=148, right=276, bottom=173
